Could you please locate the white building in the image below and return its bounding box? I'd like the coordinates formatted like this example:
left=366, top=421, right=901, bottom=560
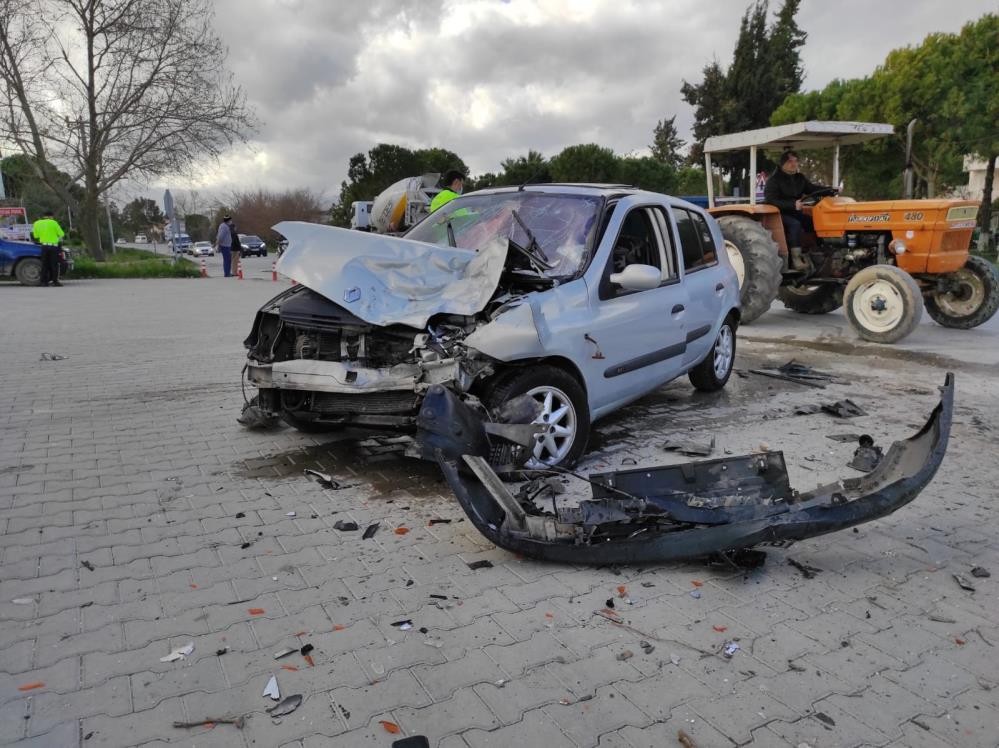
left=961, top=155, right=999, bottom=201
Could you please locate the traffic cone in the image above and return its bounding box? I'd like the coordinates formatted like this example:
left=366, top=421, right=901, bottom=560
left=200, top=258, right=207, bottom=278
left=271, top=261, right=278, bottom=282
left=237, top=260, right=244, bottom=280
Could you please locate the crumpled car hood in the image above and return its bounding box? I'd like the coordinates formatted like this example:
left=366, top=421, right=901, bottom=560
left=273, top=221, right=508, bottom=328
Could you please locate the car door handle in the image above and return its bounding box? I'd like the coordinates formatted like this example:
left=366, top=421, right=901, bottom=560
left=671, top=304, right=685, bottom=314
left=715, top=282, right=725, bottom=291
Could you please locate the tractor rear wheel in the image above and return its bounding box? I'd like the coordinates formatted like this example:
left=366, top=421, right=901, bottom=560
left=844, top=265, right=923, bottom=344
left=778, top=284, right=843, bottom=314
left=717, top=215, right=782, bottom=324
left=924, top=256, right=999, bottom=329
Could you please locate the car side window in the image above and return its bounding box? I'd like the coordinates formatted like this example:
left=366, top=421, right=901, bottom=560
left=674, top=208, right=718, bottom=272
left=650, top=207, right=679, bottom=281
left=600, top=207, right=664, bottom=299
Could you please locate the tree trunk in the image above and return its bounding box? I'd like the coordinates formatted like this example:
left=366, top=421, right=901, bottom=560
left=979, top=153, right=996, bottom=258
left=80, top=191, right=105, bottom=261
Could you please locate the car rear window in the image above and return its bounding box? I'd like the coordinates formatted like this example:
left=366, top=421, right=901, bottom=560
left=674, top=208, right=717, bottom=272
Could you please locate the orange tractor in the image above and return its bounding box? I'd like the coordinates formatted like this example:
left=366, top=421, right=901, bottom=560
left=703, top=121, right=998, bottom=343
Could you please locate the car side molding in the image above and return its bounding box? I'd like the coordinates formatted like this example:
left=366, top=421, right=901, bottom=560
left=422, top=374, right=954, bottom=564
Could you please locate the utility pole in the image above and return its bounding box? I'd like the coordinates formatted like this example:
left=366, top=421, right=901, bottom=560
left=106, top=202, right=116, bottom=253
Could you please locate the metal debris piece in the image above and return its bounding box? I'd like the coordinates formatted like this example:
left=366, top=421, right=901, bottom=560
left=286, top=511, right=296, bottom=517
left=953, top=574, right=976, bottom=592
left=173, top=715, right=246, bottom=729
left=848, top=434, right=884, bottom=472
left=333, top=520, right=359, bottom=531
left=467, top=560, right=494, bottom=570
left=749, top=368, right=826, bottom=388
left=39, top=352, right=67, bottom=361
left=12, top=598, right=34, bottom=605
left=788, top=558, right=822, bottom=579
left=300, top=644, right=314, bottom=655
left=273, top=648, right=296, bottom=660
left=813, top=712, right=836, bottom=727
left=262, top=675, right=280, bottom=700
left=304, top=468, right=342, bottom=490
left=662, top=434, right=715, bottom=457
left=722, top=641, right=740, bottom=658
left=689, top=590, right=701, bottom=599
left=159, top=642, right=194, bottom=662
left=216, top=648, right=229, bottom=656
left=362, top=523, right=380, bottom=539
left=392, top=737, right=431, bottom=748
left=428, top=518, right=452, bottom=525
left=390, top=620, right=414, bottom=629
left=266, top=694, right=303, bottom=718
left=80, top=560, right=95, bottom=571
left=238, top=401, right=278, bottom=429
left=794, top=404, right=822, bottom=415
left=821, top=399, right=867, bottom=418
left=640, top=640, right=655, bottom=654
left=971, top=566, right=991, bottom=578
left=670, top=654, right=681, bottom=665
left=827, top=433, right=862, bottom=442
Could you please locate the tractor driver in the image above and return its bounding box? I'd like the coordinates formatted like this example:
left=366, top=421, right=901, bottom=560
left=764, top=150, right=829, bottom=271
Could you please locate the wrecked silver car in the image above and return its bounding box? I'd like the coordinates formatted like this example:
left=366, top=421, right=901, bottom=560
left=243, top=186, right=740, bottom=467
left=419, top=374, right=953, bottom=564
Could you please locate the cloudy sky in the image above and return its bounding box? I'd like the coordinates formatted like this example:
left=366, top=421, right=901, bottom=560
left=146, top=0, right=993, bottom=203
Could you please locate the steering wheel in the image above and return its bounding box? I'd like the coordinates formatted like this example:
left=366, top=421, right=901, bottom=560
left=800, top=187, right=838, bottom=206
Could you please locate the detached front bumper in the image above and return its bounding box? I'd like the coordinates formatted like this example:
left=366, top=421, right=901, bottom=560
left=421, top=374, right=954, bottom=564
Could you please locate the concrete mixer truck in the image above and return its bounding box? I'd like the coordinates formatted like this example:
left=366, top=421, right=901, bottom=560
left=350, top=173, right=442, bottom=233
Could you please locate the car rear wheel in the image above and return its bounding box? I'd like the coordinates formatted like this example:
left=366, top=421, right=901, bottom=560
left=15, top=258, right=42, bottom=286
left=925, top=256, right=999, bottom=329
left=688, top=316, right=737, bottom=392
left=844, top=265, right=923, bottom=344
left=484, top=365, right=590, bottom=468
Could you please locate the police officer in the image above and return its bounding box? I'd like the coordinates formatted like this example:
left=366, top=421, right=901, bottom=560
left=430, top=169, right=466, bottom=213
left=31, top=209, right=66, bottom=287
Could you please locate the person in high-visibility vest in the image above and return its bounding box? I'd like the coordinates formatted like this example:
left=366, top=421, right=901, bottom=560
left=429, top=170, right=466, bottom=213
left=31, top=209, right=66, bottom=287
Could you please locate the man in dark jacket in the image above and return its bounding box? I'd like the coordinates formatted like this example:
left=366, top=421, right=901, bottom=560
left=764, top=150, right=829, bottom=270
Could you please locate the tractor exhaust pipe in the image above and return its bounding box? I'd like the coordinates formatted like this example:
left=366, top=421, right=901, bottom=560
left=903, top=119, right=917, bottom=199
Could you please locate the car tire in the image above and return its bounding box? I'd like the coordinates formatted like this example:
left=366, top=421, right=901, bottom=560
left=688, top=315, right=737, bottom=392
left=844, top=265, right=923, bottom=344
left=484, top=365, right=590, bottom=469
left=717, top=215, right=783, bottom=324
left=924, top=255, right=999, bottom=329
left=15, top=257, right=43, bottom=286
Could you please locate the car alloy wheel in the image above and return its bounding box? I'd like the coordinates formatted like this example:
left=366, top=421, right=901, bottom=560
left=712, top=323, right=734, bottom=380
left=524, top=385, right=578, bottom=468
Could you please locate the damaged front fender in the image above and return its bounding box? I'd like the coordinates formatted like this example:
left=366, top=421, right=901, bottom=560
left=422, top=374, right=954, bottom=564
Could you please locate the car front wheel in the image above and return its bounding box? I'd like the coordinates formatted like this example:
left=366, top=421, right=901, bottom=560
left=484, top=365, right=590, bottom=468
left=688, top=316, right=737, bottom=392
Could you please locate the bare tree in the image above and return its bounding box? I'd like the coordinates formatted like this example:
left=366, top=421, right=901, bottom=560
left=226, top=188, right=328, bottom=244
left=0, top=0, right=255, bottom=259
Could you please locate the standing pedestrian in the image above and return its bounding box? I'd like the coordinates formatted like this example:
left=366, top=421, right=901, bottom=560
left=216, top=214, right=233, bottom=276
left=229, top=219, right=242, bottom=277
left=31, top=209, right=65, bottom=287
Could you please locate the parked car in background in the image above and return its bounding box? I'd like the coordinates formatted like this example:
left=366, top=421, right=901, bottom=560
left=171, top=233, right=192, bottom=253
left=239, top=234, right=267, bottom=257
left=1, top=238, right=73, bottom=285
left=134, top=234, right=148, bottom=243
left=191, top=241, right=214, bottom=257
left=244, top=185, right=741, bottom=468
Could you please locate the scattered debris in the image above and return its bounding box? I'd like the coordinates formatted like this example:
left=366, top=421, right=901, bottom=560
left=391, top=620, right=414, bottom=630
left=848, top=435, right=884, bottom=473
left=262, top=675, right=280, bottom=700
left=379, top=720, right=402, bottom=734
left=429, top=594, right=448, bottom=600
left=238, top=400, right=279, bottom=429
left=788, top=558, right=822, bottom=579
left=266, top=694, right=303, bottom=718
left=971, top=566, right=991, bottom=578
left=821, top=399, right=867, bottom=418
left=274, top=648, right=296, bottom=660
left=235, top=512, right=246, bottom=519
left=304, top=468, right=342, bottom=489
left=677, top=729, right=697, bottom=748
left=286, top=511, right=297, bottom=517
left=639, top=640, right=655, bottom=655
left=953, top=574, right=976, bottom=592
left=428, top=518, right=452, bottom=525
left=787, top=660, right=806, bottom=672
left=793, top=404, right=822, bottom=415
left=662, top=434, right=716, bottom=457
left=713, top=625, right=728, bottom=633
left=216, top=648, right=228, bottom=656
left=248, top=608, right=266, bottom=616
left=80, top=560, right=95, bottom=571
left=300, top=643, right=314, bottom=656
left=928, top=613, right=957, bottom=624
left=392, top=738, right=431, bottom=748
left=722, top=642, right=740, bottom=658
left=173, top=716, right=245, bottom=729
left=362, top=523, right=380, bottom=540
left=159, top=642, right=194, bottom=663
left=17, top=682, right=45, bottom=692
left=394, top=527, right=410, bottom=535
left=12, top=598, right=33, bottom=605
left=711, top=549, right=768, bottom=570
left=670, top=654, right=681, bottom=666
left=689, top=590, right=701, bottom=599
left=641, top=581, right=655, bottom=588
left=616, top=649, right=634, bottom=661
left=749, top=368, right=826, bottom=388
left=467, top=560, right=494, bottom=570
left=605, top=598, right=615, bottom=609
left=333, top=520, right=359, bottom=531
left=813, top=712, right=836, bottom=727
left=39, top=352, right=67, bottom=361
left=827, top=433, right=862, bottom=442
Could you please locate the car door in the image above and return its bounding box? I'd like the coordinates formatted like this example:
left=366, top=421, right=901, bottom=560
left=669, top=205, right=726, bottom=367
left=581, top=198, right=690, bottom=416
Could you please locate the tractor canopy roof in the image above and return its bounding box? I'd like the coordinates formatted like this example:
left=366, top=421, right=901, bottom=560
left=704, top=121, right=894, bottom=154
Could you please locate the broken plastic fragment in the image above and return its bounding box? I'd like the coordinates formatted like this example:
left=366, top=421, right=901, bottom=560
left=616, top=650, right=634, bottom=661
left=379, top=720, right=401, bottom=734
left=17, top=682, right=45, bottom=692
left=662, top=435, right=715, bottom=456
left=391, top=619, right=414, bottom=629
left=304, top=468, right=342, bottom=490
left=723, top=641, right=740, bottom=658
left=394, top=527, right=410, bottom=535
left=639, top=641, right=655, bottom=655
left=273, top=648, right=296, bottom=659
left=821, top=399, right=866, bottom=418
left=953, top=574, right=976, bottom=592
left=333, top=520, right=359, bottom=531
left=971, top=566, right=991, bottom=578
left=362, top=523, right=380, bottom=539
left=248, top=608, right=266, bottom=616
left=12, top=598, right=33, bottom=605
left=159, top=642, right=195, bottom=662
left=262, top=675, right=280, bottom=700
left=467, top=560, right=494, bottom=570
left=266, top=694, right=303, bottom=717
left=392, top=738, right=431, bottom=748
left=286, top=511, right=296, bottom=517
left=689, top=590, right=701, bottom=599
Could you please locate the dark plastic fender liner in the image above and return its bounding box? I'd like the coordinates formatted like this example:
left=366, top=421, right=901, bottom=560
left=431, top=374, right=954, bottom=564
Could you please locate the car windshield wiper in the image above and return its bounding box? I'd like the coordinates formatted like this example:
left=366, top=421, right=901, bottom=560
left=510, top=210, right=554, bottom=270
left=445, top=220, right=457, bottom=247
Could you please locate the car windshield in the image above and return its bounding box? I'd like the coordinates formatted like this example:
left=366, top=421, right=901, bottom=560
left=405, top=192, right=602, bottom=279
left=243, top=235, right=262, bottom=243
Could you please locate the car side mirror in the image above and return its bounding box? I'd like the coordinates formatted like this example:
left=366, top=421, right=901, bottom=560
left=609, top=264, right=661, bottom=291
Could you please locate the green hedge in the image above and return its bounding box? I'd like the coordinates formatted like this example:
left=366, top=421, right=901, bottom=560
left=69, top=256, right=201, bottom=279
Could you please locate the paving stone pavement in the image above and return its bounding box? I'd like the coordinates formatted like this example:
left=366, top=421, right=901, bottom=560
left=1, top=276, right=998, bottom=747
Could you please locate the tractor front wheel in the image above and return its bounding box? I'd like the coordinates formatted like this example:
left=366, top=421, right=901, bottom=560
left=924, top=256, right=999, bottom=329
left=844, top=265, right=923, bottom=344
left=716, top=215, right=782, bottom=324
